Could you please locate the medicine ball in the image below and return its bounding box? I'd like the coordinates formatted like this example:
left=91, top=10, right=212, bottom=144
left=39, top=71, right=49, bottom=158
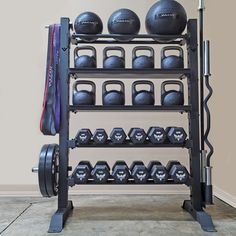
left=145, top=0, right=187, bottom=36
left=108, top=8, right=141, bottom=42
left=74, top=12, right=103, bottom=42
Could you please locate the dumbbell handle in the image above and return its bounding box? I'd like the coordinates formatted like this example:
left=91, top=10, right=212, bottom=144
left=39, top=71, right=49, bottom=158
left=32, top=167, right=39, bottom=173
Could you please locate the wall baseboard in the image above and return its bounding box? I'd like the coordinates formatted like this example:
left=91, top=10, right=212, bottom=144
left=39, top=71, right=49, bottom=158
left=214, top=186, right=236, bottom=208
left=0, top=185, right=189, bottom=197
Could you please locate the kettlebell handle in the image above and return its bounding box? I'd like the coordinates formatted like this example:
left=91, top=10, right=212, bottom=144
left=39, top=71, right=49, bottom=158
left=161, top=80, right=184, bottom=94
left=74, top=46, right=97, bottom=59
left=132, top=80, right=154, bottom=93
left=102, top=80, right=125, bottom=94
left=73, top=80, right=96, bottom=94
left=132, top=46, right=155, bottom=59
left=103, top=46, right=125, bottom=60
left=161, top=46, right=184, bottom=60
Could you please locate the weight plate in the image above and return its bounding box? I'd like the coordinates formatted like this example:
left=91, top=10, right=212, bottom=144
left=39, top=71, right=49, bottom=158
left=38, top=144, right=50, bottom=197
left=45, top=144, right=59, bottom=197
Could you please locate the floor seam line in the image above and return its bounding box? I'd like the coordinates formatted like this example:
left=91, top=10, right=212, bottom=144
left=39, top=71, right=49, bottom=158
left=0, top=203, right=32, bottom=235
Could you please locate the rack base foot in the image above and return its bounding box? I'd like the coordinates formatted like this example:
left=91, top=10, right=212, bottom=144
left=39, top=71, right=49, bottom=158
left=48, top=200, right=74, bottom=233
left=182, top=200, right=216, bottom=232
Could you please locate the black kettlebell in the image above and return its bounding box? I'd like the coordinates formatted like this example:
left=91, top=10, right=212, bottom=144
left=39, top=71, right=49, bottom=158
left=161, top=80, right=184, bottom=106
left=73, top=80, right=96, bottom=105
left=161, top=46, right=184, bottom=69
left=132, top=46, right=155, bottom=69
left=132, top=81, right=155, bottom=106
left=103, top=47, right=125, bottom=69
left=103, top=81, right=125, bottom=106
left=74, top=46, right=97, bottom=69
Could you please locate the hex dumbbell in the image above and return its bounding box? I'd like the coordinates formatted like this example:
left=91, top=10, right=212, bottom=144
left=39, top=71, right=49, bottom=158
left=93, top=129, right=108, bottom=144
left=75, top=128, right=92, bottom=145
left=147, top=127, right=167, bottom=144
left=112, top=161, right=130, bottom=184
left=91, top=161, right=110, bottom=184
left=130, top=161, right=148, bottom=184
left=73, top=161, right=93, bottom=184
left=147, top=161, right=168, bottom=183
left=110, top=128, right=127, bottom=144
left=166, top=161, right=189, bottom=184
left=128, top=128, right=147, bottom=144
left=166, top=127, right=187, bottom=144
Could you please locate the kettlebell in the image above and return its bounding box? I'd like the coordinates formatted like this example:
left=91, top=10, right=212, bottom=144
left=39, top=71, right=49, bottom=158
left=74, top=46, right=97, bottom=69
left=103, top=80, right=125, bottom=106
left=132, top=46, right=155, bottom=69
left=73, top=80, right=96, bottom=105
left=161, top=46, right=184, bottom=69
left=132, top=81, right=155, bottom=106
left=161, top=81, right=184, bottom=106
left=103, top=47, right=125, bottom=69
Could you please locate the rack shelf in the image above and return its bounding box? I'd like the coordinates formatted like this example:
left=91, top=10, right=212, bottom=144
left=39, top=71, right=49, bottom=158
left=70, top=105, right=191, bottom=113
left=71, top=33, right=188, bottom=45
left=69, top=68, right=190, bottom=79
left=68, top=140, right=189, bottom=149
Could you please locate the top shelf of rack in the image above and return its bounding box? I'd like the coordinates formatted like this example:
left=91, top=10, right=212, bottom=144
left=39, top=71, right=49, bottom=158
left=71, top=33, right=188, bottom=45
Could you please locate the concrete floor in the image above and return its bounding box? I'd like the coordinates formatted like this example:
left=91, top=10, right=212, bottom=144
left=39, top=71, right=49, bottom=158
left=0, top=195, right=236, bottom=236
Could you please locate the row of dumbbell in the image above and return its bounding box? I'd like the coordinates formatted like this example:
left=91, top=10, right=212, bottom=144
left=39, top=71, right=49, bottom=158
left=73, top=80, right=184, bottom=106
left=75, top=127, right=187, bottom=145
left=71, top=160, right=189, bottom=185
left=74, top=46, right=184, bottom=70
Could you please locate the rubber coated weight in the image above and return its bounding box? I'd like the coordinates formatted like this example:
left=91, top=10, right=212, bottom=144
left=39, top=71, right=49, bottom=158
left=74, top=161, right=93, bottom=184
left=74, top=12, right=103, bottom=42
left=132, top=46, right=155, bottom=69
left=110, top=128, right=127, bottom=144
left=147, top=161, right=168, bottom=183
left=93, top=129, right=108, bottom=144
left=130, top=161, right=148, bottom=184
left=112, top=161, right=130, bottom=184
left=74, top=46, right=97, bottom=69
left=72, top=80, right=96, bottom=106
left=132, top=81, right=155, bottom=106
left=166, top=161, right=189, bottom=184
left=103, top=80, right=125, bottom=105
left=147, top=127, right=166, bottom=144
left=161, top=46, right=184, bottom=69
left=45, top=144, right=59, bottom=197
left=161, top=81, right=184, bottom=106
left=75, top=128, right=92, bottom=145
left=128, top=128, right=147, bottom=144
left=145, top=0, right=187, bottom=36
left=166, top=127, right=187, bottom=144
left=38, top=144, right=50, bottom=197
left=108, top=8, right=141, bottom=42
left=103, top=47, right=125, bottom=69
left=91, top=161, right=110, bottom=184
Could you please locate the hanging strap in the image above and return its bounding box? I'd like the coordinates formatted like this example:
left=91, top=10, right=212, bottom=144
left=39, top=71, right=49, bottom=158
left=40, top=24, right=61, bottom=136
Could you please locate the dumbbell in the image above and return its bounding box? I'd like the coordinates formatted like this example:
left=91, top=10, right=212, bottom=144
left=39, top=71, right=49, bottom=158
left=130, top=161, right=148, bottom=184
left=93, top=129, right=108, bottom=144
left=128, top=128, right=147, bottom=144
left=147, top=161, right=168, bottom=183
left=73, top=161, right=93, bottom=184
left=166, top=127, right=187, bottom=144
left=112, top=161, right=130, bottom=184
left=75, top=128, right=92, bottom=145
left=166, top=161, right=189, bottom=184
left=110, top=128, right=127, bottom=144
left=147, top=127, right=167, bottom=144
left=91, top=161, right=110, bottom=184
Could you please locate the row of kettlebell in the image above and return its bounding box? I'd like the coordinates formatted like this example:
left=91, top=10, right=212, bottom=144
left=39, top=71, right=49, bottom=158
left=74, top=46, right=184, bottom=69
left=73, top=80, right=184, bottom=106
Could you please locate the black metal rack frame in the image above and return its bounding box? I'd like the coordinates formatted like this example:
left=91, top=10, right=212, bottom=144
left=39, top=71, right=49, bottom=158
left=47, top=17, right=215, bottom=233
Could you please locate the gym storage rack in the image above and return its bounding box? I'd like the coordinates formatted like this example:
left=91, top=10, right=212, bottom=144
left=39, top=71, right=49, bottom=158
left=46, top=18, right=215, bottom=233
